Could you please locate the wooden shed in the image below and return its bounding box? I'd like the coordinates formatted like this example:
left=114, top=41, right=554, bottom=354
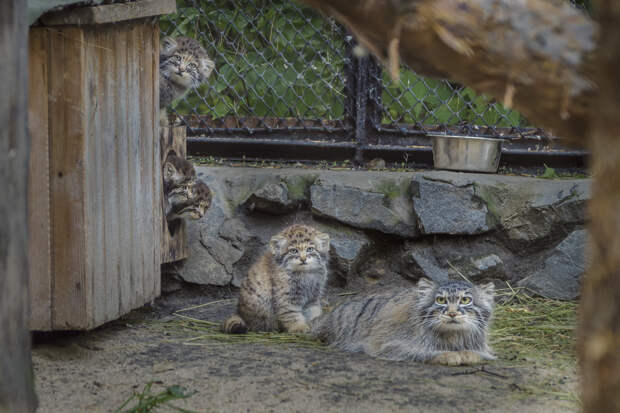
left=27, top=0, right=178, bottom=330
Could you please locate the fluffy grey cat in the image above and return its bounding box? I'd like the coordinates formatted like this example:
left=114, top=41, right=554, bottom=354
left=159, top=36, right=215, bottom=125
left=313, top=278, right=495, bottom=365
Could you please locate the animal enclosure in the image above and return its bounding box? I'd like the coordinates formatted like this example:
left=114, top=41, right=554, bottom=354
left=160, top=0, right=589, bottom=166
left=27, top=1, right=175, bottom=330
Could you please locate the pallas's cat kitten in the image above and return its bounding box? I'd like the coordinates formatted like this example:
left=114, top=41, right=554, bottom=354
left=222, top=225, right=330, bottom=334
left=159, top=36, right=215, bottom=125
left=314, top=278, right=495, bottom=365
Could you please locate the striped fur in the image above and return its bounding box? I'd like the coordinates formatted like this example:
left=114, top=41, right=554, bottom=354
left=159, top=36, right=215, bottom=125
left=313, top=278, right=495, bottom=365
left=222, top=225, right=330, bottom=334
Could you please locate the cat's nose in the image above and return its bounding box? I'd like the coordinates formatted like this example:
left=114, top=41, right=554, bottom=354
left=299, top=255, right=307, bottom=263
left=447, top=311, right=458, bottom=318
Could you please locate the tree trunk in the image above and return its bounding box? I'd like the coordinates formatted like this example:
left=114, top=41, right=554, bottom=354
left=0, top=0, right=37, bottom=412
left=301, top=0, right=598, bottom=143
left=578, top=0, right=620, bottom=411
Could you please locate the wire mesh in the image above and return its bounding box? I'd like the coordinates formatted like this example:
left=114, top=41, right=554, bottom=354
left=160, top=0, right=591, bottom=143
left=160, top=0, right=350, bottom=136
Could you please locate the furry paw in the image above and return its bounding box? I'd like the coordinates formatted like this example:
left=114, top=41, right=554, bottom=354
left=304, top=305, right=322, bottom=322
left=286, top=322, right=311, bottom=334
left=430, top=351, right=483, bottom=366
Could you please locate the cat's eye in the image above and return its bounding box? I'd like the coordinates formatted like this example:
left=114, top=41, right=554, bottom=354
left=289, top=248, right=299, bottom=254
left=460, top=297, right=472, bottom=305
left=171, top=55, right=181, bottom=61
left=435, top=296, right=447, bottom=305
left=306, top=247, right=314, bottom=252
left=188, top=63, right=197, bottom=69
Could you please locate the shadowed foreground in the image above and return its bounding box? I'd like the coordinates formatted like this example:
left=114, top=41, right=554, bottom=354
left=32, top=287, right=578, bottom=413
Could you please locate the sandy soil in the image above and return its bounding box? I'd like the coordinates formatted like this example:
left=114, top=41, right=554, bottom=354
left=32, top=285, right=579, bottom=413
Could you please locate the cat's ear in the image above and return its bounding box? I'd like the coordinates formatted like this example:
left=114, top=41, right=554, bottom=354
left=160, top=36, right=178, bottom=56
left=416, top=277, right=436, bottom=297
left=313, top=232, right=330, bottom=253
left=163, top=162, right=177, bottom=182
left=199, top=56, right=215, bottom=79
left=478, top=282, right=495, bottom=299
left=269, top=234, right=288, bottom=256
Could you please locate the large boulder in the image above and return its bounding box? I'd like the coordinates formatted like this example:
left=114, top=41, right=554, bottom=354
left=518, top=229, right=587, bottom=300
left=310, top=173, right=418, bottom=238
left=474, top=174, right=589, bottom=249
left=411, top=175, right=494, bottom=235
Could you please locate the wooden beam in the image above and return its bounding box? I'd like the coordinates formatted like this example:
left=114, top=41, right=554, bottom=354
left=40, top=0, right=176, bottom=26
left=0, top=0, right=37, bottom=411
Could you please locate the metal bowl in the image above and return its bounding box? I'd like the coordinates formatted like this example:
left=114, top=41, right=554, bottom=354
left=431, top=134, right=502, bottom=173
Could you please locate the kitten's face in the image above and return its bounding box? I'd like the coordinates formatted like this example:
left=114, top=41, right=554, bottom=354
left=160, top=37, right=214, bottom=89
left=416, top=279, right=494, bottom=334
left=270, top=226, right=330, bottom=273
left=166, top=180, right=212, bottom=221
left=163, top=154, right=195, bottom=188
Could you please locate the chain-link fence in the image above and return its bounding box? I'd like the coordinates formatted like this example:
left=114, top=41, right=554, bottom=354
left=160, top=0, right=590, bottom=165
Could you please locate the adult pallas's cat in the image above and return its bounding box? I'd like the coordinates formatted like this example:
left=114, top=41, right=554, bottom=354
left=222, top=225, right=330, bottom=334
left=314, top=278, right=495, bottom=365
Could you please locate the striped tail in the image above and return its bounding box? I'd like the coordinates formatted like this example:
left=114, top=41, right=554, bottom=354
left=221, top=314, right=248, bottom=334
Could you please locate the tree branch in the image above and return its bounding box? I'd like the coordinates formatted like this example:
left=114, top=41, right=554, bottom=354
left=302, top=0, right=598, bottom=143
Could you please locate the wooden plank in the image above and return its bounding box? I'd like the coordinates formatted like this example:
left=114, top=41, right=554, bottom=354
left=125, top=23, right=144, bottom=309
left=28, top=28, right=52, bottom=331
left=85, top=26, right=107, bottom=327
left=138, top=20, right=161, bottom=300
left=117, top=22, right=133, bottom=313
left=41, top=0, right=176, bottom=26
left=160, top=126, right=190, bottom=264
left=151, top=26, right=163, bottom=297
left=100, top=25, right=121, bottom=323
left=0, top=0, right=37, bottom=409
left=48, top=27, right=90, bottom=329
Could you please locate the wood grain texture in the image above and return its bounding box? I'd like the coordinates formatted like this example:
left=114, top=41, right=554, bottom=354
left=0, top=0, right=37, bottom=410
left=41, top=0, right=176, bottom=26
left=27, top=19, right=162, bottom=331
left=160, top=126, right=190, bottom=264
left=48, top=26, right=90, bottom=329
left=28, top=28, right=53, bottom=331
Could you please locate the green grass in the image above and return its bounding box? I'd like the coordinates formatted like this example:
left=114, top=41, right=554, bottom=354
left=490, top=286, right=578, bottom=366
left=152, top=300, right=326, bottom=349
left=114, top=382, right=198, bottom=413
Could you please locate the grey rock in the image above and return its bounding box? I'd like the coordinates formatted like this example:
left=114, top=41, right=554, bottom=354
left=400, top=246, right=450, bottom=283
left=474, top=175, right=589, bottom=247
left=219, top=218, right=252, bottom=247
left=518, top=229, right=587, bottom=300
left=310, top=176, right=417, bottom=237
left=451, top=254, right=506, bottom=281
left=328, top=232, right=372, bottom=280
left=412, top=175, right=492, bottom=235
left=178, top=223, right=233, bottom=286
left=244, top=183, right=295, bottom=214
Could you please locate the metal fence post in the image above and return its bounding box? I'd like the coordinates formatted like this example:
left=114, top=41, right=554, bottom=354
left=344, top=36, right=371, bottom=165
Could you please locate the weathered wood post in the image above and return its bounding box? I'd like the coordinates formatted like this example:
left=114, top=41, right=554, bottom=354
left=0, top=0, right=37, bottom=411
left=160, top=126, right=191, bottom=264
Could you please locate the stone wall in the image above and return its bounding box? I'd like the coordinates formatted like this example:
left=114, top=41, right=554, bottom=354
left=166, top=166, right=590, bottom=300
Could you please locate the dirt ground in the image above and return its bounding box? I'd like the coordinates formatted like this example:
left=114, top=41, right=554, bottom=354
left=32, top=284, right=579, bottom=413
